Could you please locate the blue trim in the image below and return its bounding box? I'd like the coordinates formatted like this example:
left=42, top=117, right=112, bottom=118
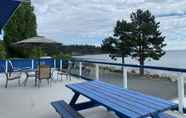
left=0, top=58, right=186, bottom=74
left=0, top=0, right=21, bottom=31
left=71, top=59, right=186, bottom=73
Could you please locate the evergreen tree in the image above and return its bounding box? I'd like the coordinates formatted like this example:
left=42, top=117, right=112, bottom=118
left=4, top=1, right=37, bottom=58
left=102, top=9, right=166, bottom=75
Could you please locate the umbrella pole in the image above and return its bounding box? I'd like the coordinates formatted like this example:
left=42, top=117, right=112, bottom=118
left=36, top=47, right=41, bottom=87
left=38, top=46, right=41, bottom=86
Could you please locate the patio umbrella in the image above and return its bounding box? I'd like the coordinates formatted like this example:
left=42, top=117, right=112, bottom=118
left=13, top=36, right=62, bottom=58
left=14, top=36, right=60, bottom=45
left=0, top=0, right=21, bottom=33
left=13, top=36, right=62, bottom=79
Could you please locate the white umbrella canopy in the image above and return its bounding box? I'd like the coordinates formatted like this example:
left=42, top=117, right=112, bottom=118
left=13, top=36, right=61, bottom=45
left=13, top=36, right=62, bottom=65
left=13, top=36, right=62, bottom=57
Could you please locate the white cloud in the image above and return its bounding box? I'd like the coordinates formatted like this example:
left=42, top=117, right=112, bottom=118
left=31, top=0, right=186, bottom=50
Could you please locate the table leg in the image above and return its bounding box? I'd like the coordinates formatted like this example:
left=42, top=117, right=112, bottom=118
left=69, top=92, right=80, bottom=106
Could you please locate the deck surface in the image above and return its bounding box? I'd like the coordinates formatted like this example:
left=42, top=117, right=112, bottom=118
left=0, top=73, right=183, bottom=118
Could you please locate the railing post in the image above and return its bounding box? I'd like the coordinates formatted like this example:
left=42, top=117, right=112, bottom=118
left=31, top=59, right=34, bottom=70
left=96, top=64, right=99, bottom=80
left=54, top=59, right=56, bottom=68
left=123, top=66, right=128, bottom=89
left=60, top=59, right=63, bottom=69
left=5, top=60, right=8, bottom=73
left=79, top=62, right=82, bottom=77
left=178, top=74, right=185, bottom=113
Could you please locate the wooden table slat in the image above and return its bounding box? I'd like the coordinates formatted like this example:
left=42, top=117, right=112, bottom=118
left=84, top=82, right=164, bottom=110
left=68, top=84, right=141, bottom=118
left=94, top=80, right=176, bottom=106
left=66, top=80, right=178, bottom=118
left=91, top=81, right=176, bottom=110
left=80, top=83, right=155, bottom=115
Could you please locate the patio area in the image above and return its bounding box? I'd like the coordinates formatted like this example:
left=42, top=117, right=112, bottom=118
left=0, top=73, right=184, bottom=118
left=0, top=73, right=126, bottom=118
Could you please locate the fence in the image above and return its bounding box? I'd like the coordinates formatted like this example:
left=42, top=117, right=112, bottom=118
left=0, top=58, right=63, bottom=73
left=0, top=58, right=185, bottom=113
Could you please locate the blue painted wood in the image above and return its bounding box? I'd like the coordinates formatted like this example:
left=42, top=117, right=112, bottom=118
left=87, top=81, right=168, bottom=110
left=0, top=60, right=6, bottom=73
left=92, top=81, right=177, bottom=109
left=55, top=59, right=61, bottom=69
left=67, top=84, right=141, bottom=118
left=0, top=0, right=21, bottom=31
left=66, top=80, right=178, bottom=118
left=71, top=101, right=99, bottom=111
left=70, top=93, right=80, bottom=106
left=85, top=83, right=175, bottom=118
left=78, top=83, right=156, bottom=114
left=51, top=100, right=84, bottom=118
left=33, top=58, right=54, bottom=69
left=72, top=84, right=154, bottom=117
left=10, top=59, right=32, bottom=69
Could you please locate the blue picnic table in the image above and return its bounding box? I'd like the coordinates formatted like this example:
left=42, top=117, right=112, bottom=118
left=66, top=80, right=178, bottom=118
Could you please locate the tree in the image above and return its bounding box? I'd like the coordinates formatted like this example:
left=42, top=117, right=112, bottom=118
left=0, top=41, right=6, bottom=59
left=102, top=9, right=166, bottom=75
left=29, top=48, right=46, bottom=58
left=4, top=1, right=37, bottom=58
left=102, top=20, right=133, bottom=70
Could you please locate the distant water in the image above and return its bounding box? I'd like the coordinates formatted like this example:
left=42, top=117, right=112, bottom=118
left=74, top=50, right=186, bottom=76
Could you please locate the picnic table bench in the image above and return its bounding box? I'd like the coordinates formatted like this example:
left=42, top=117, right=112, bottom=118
left=52, top=80, right=178, bottom=118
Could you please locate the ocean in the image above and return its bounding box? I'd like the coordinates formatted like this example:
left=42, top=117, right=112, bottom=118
left=74, top=50, right=186, bottom=76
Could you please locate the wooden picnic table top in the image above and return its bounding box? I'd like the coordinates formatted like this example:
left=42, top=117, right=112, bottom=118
left=66, top=80, right=178, bottom=118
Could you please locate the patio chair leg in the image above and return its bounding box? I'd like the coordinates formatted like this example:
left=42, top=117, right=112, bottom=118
left=24, top=72, right=28, bottom=86
left=24, top=78, right=28, bottom=86
left=5, top=80, right=8, bottom=88
left=56, top=74, right=58, bottom=80
left=47, top=79, right=50, bottom=86
left=69, top=75, right=71, bottom=81
left=38, top=79, right=41, bottom=88
left=62, top=74, right=63, bottom=80
left=18, top=78, right=21, bottom=87
left=49, top=79, right=52, bottom=87
left=35, top=78, right=37, bottom=87
left=47, top=78, right=51, bottom=87
left=66, top=74, right=68, bottom=80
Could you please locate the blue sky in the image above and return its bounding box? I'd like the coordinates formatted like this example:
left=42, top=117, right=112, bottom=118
left=30, top=0, right=186, bottom=50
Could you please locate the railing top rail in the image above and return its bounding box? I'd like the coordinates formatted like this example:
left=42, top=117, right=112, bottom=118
left=71, top=58, right=186, bottom=73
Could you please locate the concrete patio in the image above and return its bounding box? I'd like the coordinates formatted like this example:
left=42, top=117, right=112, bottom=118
left=0, top=73, right=184, bottom=118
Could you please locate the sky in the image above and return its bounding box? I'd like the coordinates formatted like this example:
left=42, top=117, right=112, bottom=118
left=30, top=0, right=186, bottom=50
